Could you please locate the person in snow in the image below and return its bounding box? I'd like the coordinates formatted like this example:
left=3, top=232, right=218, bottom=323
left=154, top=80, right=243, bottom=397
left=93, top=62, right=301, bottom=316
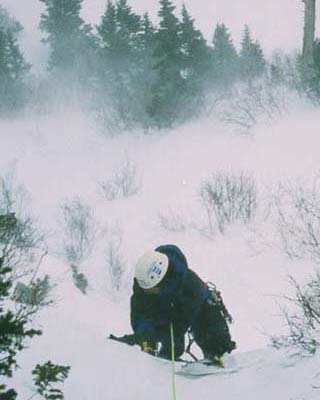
left=130, top=244, right=236, bottom=362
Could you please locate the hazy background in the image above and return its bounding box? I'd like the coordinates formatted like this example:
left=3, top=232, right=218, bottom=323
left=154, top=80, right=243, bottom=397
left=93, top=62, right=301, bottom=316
left=0, top=0, right=312, bottom=68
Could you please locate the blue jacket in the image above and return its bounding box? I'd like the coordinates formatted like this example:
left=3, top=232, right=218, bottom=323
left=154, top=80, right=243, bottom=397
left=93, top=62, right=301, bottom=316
left=130, top=245, right=211, bottom=342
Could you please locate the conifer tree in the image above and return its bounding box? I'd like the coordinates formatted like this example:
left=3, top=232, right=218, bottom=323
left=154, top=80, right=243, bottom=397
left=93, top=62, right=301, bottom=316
left=149, top=0, right=183, bottom=127
left=98, top=0, right=117, bottom=44
left=140, top=13, right=156, bottom=48
left=39, top=0, right=94, bottom=88
left=98, top=0, right=141, bottom=65
left=0, top=8, right=30, bottom=114
left=116, top=0, right=141, bottom=58
left=0, top=209, right=70, bottom=399
left=0, top=213, right=42, bottom=399
left=96, top=0, right=144, bottom=129
left=180, top=5, right=208, bottom=75
left=239, top=25, right=266, bottom=81
left=133, top=13, right=158, bottom=127
left=178, top=4, right=210, bottom=117
left=0, top=5, right=22, bottom=37
left=211, top=23, right=239, bottom=88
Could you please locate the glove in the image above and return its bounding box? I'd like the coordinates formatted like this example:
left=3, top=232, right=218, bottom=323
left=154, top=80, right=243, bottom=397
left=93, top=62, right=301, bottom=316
left=141, top=341, right=158, bottom=356
left=134, top=330, right=158, bottom=355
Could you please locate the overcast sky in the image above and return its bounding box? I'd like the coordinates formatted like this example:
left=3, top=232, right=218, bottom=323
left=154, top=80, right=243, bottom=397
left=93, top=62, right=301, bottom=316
left=0, top=0, right=316, bottom=68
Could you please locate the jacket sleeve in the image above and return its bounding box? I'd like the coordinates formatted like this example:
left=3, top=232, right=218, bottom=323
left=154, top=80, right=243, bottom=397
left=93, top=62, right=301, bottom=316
left=171, top=270, right=208, bottom=334
left=130, top=293, right=156, bottom=341
left=130, top=280, right=167, bottom=342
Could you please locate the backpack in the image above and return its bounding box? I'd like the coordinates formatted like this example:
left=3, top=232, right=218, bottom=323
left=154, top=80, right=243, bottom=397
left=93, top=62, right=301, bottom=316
left=206, top=281, right=234, bottom=324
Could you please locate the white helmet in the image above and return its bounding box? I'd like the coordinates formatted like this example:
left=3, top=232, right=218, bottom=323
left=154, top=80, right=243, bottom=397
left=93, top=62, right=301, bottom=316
left=134, top=250, right=169, bottom=289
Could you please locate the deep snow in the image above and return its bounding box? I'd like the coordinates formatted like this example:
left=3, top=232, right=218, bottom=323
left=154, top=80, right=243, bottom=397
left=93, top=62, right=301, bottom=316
left=1, top=109, right=320, bottom=399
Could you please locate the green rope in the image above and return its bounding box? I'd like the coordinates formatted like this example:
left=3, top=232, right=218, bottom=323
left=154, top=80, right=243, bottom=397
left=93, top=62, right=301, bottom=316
left=170, top=322, right=177, bottom=400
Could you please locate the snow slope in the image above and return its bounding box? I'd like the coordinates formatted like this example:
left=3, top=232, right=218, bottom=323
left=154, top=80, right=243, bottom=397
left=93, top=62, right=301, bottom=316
left=1, top=108, right=320, bottom=399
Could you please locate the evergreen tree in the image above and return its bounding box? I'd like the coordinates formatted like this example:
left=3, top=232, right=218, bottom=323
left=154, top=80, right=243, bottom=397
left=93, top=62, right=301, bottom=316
left=0, top=5, right=23, bottom=37
left=239, top=25, right=266, bottom=81
left=97, top=1, right=117, bottom=51
left=0, top=9, right=30, bottom=115
left=39, top=0, right=94, bottom=94
left=211, top=23, right=239, bottom=88
left=178, top=4, right=210, bottom=117
left=140, top=12, right=156, bottom=48
left=149, top=0, right=183, bottom=127
left=97, top=0, right=141, bottom=66
left=96, top=0, right=144, bottom=129
left=116, top=0, right=141, bottom=59
left=0, top=212, right=70, bottom=399
left=180, top=4, right=208, bottom=75
left=133, top=13, right=158, bottom=128
left=0, top=213, right=42, bottom=399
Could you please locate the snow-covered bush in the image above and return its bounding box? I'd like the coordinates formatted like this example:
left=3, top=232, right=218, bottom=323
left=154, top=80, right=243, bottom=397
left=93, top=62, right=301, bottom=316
left=94, top=100, right=127, bottom=137
left=220, top=80, right=290, bottom=133
left=59, top=197, right=96, bottom=266
left=271, top=179, right=320, bottom=353
left=158, top=206, right=187, bottom=232
left=99, top=156, right=141, bottom=201
left=0, top=173, right=52, bottom=313
left=271, top=273, right=320, bottom=354
left=269, top=51, right=303, bottom=94
left=274, top=180, right=320, bottom=262
left=58, top=197, right=96, bottom=293
left=200, top=171, right=257, bottom=233
left=105, top=236, right=126, bottom=293
left=0, top=174, right=45, bottom=270
left=214, top=57, right=303, bottom=134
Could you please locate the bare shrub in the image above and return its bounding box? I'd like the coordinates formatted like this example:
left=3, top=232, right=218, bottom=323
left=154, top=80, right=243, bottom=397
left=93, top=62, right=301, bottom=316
left=58, top=197, right=96, bottom=293
left=269, top=51, right=303, bottom=93
left=222, top=81, right=288, bottom=133
left=0, top=203, right=51, bottom=323
left=271, top=273, right=320, bottom=354
left=95, top=103, right=127, bottom=137
left=0, top=173, right=49, bottom=312
left=200, top=171, right=257, bottom=233
left=106, top=236, right=126, bottom=293
left=158, top=206, right=187, bottom=232
left=274, top=181, right=320, bottom=262
left=59, top=197, right=96, bottom=266
left=99, top=156, right=140, bottom=201
left=0, top=175, right=45, bottom=271
left=268, top=179, right=320, bottom=353
left=215, top=65, right=303, bottom=134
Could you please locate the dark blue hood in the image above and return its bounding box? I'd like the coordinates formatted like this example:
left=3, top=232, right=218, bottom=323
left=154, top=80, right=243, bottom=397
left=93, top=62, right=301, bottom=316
left=155, top=244, right=188, bottom=300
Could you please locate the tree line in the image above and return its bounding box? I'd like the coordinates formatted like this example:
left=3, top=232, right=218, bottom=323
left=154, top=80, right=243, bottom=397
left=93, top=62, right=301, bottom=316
left=0, top=0, right=311, bottom=130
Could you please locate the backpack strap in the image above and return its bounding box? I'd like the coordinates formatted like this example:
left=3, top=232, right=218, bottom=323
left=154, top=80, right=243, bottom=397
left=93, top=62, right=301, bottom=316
left=206, top=281, right=234, bottom=324
left=188, top=268, right=234, bottom=324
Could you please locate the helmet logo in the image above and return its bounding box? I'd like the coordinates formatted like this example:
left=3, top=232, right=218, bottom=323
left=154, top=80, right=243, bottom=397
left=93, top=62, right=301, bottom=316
left=147, top=263, right=162, bottom=278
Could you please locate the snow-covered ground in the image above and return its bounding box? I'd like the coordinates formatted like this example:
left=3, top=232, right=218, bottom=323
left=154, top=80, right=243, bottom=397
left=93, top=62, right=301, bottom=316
left=1, top=108, right=320, bottom=399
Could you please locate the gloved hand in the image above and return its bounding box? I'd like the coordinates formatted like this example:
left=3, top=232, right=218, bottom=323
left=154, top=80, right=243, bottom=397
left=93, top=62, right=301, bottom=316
left=141, top=341, right=158, bottom=356
left=135, top=330, right=158, bottom=356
